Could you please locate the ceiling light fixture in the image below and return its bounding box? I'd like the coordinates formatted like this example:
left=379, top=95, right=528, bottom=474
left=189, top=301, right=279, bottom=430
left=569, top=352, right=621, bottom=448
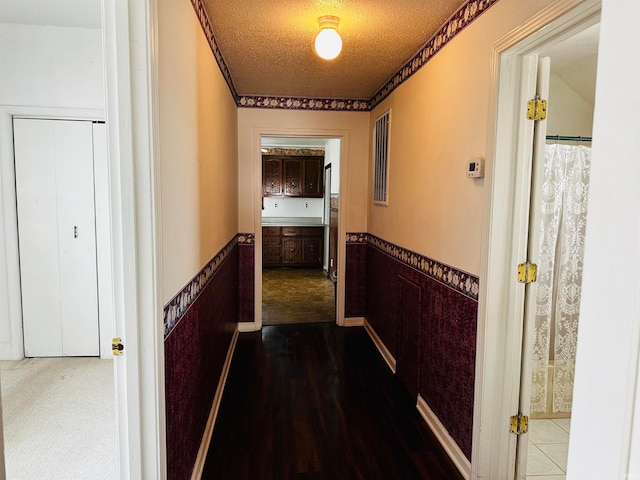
left=314, top=15, right=342, bottom=60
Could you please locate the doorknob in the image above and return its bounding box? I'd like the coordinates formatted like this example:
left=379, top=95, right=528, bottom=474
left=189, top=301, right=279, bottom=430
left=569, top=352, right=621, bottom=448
left=112, top=338, right=124, bottom=356
left=74, top=226, right=78, bottom=238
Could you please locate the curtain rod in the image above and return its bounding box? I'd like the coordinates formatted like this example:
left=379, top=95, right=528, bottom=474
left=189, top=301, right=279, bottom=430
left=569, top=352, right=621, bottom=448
left=546, top=135, right=592, bottom=142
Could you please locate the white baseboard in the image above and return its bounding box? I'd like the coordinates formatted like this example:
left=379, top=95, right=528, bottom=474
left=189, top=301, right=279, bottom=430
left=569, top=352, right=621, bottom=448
left=416, top=394, right=471, bottom=480
left=0, top=343, right=16, bottom=360
left=342, top=317, right=365, bottom=327
left=190, top=326, right=239, bottom=480
left=238, top=321, right=260, bottom=332
left=363, top=318, right=396, bottom=373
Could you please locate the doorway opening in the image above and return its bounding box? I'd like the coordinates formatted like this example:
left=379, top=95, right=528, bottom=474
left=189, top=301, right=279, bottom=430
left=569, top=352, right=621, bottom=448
left=260, top=136, right=340, bottom=326
left=0, top=114, right=118, bottom=478
left=472, top=2, right=601, bottom=478
left=521, top=22, right=599, bottom=480
left=0, top=114, right=117, bottom=479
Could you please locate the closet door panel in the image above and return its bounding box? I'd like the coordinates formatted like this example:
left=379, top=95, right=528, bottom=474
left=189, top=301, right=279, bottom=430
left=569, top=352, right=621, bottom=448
left=13, top=119, right=99, bottom=357
left=54, top=121, right=99, bottom=356
left=14, top=119, right=63, bottom=356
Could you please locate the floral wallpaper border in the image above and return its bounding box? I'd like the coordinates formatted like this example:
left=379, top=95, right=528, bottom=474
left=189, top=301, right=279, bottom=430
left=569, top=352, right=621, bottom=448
left=237, top=233, right=255, bottom=245
left=347, top=233, right=479, bottom=301
left=163, top=233, right=252, bottom=338
left=262, top=148, right=325, bottom=156
left=189, top=0, right=238, bottom=100
left=238, top=96, right=370, bottom=111
left=369, top=0, right=500, bottom=109
left=190, top=0, right=500, bottom=112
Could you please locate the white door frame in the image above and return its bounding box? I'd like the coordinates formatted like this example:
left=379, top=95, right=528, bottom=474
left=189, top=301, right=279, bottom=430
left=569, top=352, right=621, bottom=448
left=241, top=128, right=350, bottom=333
left=471, top=1, right=600, bottom=478
left=102, top=0, right=165, bottom=478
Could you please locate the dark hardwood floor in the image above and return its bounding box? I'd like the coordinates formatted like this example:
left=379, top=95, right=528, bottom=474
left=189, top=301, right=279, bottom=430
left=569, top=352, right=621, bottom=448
left=202, top=323, right=464, bottom=480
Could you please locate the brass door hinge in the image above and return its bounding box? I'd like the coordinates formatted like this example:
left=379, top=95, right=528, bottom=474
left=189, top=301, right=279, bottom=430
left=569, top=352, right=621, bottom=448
left=112, top=337, right=124, bottom=356
left=510, top=413, right=529, bottom=434
left=517, top=262, right=537, bottom=283
left=527, top=97, right=547, bottom=121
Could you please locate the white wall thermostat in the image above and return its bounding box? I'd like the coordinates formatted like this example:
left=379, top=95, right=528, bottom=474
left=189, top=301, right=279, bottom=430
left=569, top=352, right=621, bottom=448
left=467, top=158, right=484, bottom=178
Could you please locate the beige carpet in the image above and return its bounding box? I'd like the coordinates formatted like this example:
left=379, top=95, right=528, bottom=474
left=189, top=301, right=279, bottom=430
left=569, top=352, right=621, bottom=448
left=0, top=357, right=117, bottom=479
left=262, top=268, right=336, bottom=325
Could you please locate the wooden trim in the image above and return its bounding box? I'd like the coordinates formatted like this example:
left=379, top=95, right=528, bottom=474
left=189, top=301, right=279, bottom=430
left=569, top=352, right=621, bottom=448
left=190, top=326, right=239, bottom=480
left=417, top=395, right=471, bottom=480
left=363, top=318, right=396, bottom=373
left=342, top=317, right=365, bottom=327
left=238, top=321, right=261, bottom=333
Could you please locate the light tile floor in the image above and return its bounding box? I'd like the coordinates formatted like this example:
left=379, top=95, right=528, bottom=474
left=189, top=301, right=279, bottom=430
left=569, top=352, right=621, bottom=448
left=526, top=418, right=571, bottom=480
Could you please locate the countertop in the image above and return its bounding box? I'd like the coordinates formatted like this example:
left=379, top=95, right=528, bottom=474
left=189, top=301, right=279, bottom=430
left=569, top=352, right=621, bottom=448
left=261, top=216, right=325, bottom=227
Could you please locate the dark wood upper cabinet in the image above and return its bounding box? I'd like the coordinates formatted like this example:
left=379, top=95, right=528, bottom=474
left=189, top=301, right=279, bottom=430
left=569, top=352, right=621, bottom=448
left=263, top=157, right=282, bottom=196
left=262, top=155, right=324, bottom=198
left=303, top=157, right=323, bottom=197
left=283, top=158, right=303, bottom=196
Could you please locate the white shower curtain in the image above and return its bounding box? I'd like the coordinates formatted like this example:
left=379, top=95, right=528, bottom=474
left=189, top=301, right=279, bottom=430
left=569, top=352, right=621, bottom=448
left=530, top=143, right=591, bottom=413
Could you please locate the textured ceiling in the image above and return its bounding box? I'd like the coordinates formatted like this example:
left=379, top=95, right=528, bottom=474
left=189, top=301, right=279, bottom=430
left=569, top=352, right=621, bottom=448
left=202, top=0, right=466, bottom=100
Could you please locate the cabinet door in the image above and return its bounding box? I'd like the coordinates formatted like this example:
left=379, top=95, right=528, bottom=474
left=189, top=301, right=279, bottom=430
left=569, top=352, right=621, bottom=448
left=302, top=237, right=323, bottom=266
left=282, top=237, right=301, bottom=264
left=263, top=157, right=282, bottom=196
left=283, top=158, right=303, bottom=196
left=263, top=245, right=281, bottom=265
left=303, top=157, right=323, bottom=197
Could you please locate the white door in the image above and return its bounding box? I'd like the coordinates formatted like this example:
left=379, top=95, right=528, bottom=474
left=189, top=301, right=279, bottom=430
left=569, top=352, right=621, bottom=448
left=14, top=118, right=100, bottom=357
left=515, top=56, right=552, bottom=479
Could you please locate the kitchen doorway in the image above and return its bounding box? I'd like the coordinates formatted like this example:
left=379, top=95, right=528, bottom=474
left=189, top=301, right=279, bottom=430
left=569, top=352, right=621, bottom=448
left=260, top=136, right=340, bottom=326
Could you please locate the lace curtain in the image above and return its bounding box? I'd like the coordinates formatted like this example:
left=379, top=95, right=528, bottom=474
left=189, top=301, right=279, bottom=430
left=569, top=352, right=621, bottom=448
left=530, top=144, right=591, bottom=413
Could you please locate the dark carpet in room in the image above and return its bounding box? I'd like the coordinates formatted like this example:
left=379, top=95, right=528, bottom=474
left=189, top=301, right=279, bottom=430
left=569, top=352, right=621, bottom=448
left=262, top=268, right=335, bottom=325
left=202, top=323, right=464, bottom=480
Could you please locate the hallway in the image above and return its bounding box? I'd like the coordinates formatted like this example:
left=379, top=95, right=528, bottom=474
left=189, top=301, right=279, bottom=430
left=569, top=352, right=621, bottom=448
left=202, top=323, right=463, bottom=479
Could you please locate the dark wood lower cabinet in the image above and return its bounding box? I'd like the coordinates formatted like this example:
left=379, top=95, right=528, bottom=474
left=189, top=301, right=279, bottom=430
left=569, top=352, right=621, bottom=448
left=302, top=237, right=322, bottom=265
left=263, top=225, right=323, bottom=267
left=282, top=237, right=301, bottom=265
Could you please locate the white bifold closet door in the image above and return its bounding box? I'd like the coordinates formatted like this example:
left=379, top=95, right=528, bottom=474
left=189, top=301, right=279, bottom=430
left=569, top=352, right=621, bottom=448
left=14, top=118, right=100, bottom=357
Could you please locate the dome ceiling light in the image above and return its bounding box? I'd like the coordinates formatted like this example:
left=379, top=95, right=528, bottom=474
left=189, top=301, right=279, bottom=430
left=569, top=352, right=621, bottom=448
left=314, top=15, right=342, bottom=60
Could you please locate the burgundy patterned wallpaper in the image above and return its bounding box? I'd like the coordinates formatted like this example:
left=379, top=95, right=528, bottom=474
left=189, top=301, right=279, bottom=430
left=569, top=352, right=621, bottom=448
left=164, top=245, right=239, bottom=480
left=346, top=233, right=478, bottom=460
left=345, top=241, right=367, bottom=317
left=420, top=278, right=477, bottom=459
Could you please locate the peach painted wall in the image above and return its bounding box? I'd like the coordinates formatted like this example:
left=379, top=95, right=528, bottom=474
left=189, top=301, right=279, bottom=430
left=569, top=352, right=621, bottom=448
left=158, top=0, right=238, bottom=302
left=237, top=109, right=369, bottom=234
left=368, top=0, right=557, bottom=275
